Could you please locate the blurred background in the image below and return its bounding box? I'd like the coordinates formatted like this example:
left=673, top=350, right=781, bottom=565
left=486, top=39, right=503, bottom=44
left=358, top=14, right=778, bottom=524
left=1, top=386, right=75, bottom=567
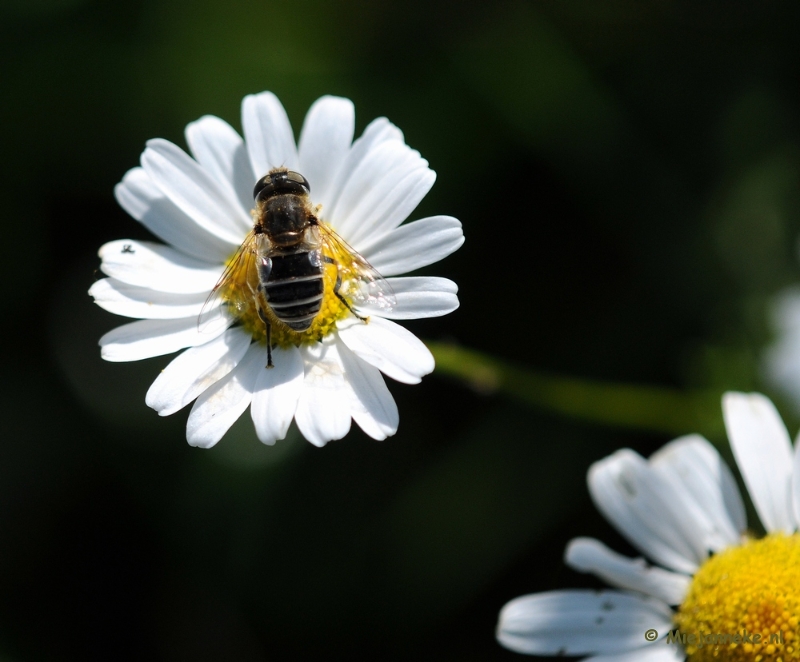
left=3, top=0, right=800, bottom=659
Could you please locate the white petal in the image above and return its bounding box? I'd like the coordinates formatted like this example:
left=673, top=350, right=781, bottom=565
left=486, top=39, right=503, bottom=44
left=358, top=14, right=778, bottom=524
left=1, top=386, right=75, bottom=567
left=723, top=392, right=795, bottom=533
left=650, top=434, right=746, bottom=548
left=98, top=240, right=223, bottom=294
left=323, top=117, right=405, bottom=225
left=185, top=115, right=255, bottom=221
left=90, top=278, right=217, bottom=319
left=328, top=138, right=429, bottom=241
left=115, top=168, right=236, bottom=262
left=565, top=538, right=691, bottom=606
left=185, top=343, right=263, bottom=448
left=297, top=96, right=355, bottom=211
left=146, top=328, right=251, bottom=416
left=241, top=91, right=299, bottom=177
left=358, top=276, right=458, bottom=320
left=764, top=289, right=800, bottom=411
left=765, top=288, right=800, bottom=408
left=141, top=139, right=250, bottom=243
left=337, top=338, right=398, bottom=440
left=98, top=311, right=230, bottom=362
left=328, top=140, right=422, bottom=237
left=586, top=643, right=685, bottom=662
left=496, top=590, right=673, bottom=656
left=346, top=167, right=436, bottom=248
left=770, top=287, right=800, bottom=332
left=336, top=316, right=434, bottom=384
left=588, top=449, right=708, bottom=573
left=250, top=345, right=304, bottom=445
left=358, top=215, right=464, bottom=277
left=794, top=432, right=800, bottom=529
left=295, top=341, right=352, bottom=446
left=764, top=332, right=800, bottom=411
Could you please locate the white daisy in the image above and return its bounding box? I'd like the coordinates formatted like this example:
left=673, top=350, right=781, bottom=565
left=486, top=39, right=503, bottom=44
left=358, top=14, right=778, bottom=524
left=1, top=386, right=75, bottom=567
left=497, top=392, right=800, bottom=662
left=764, top=287, right=800, bottom=413
left=90, top=92, right=463, bottom=448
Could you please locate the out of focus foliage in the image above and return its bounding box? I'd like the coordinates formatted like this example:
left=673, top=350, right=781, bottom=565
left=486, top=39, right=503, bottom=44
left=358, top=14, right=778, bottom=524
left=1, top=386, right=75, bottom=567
left=2, top=1, right=800, bottom=660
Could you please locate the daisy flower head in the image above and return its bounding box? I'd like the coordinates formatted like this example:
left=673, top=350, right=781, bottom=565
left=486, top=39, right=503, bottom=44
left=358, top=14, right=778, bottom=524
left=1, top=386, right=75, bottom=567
left=497, top=392, right=800, bottom=662
left=90, top=92, right=463, bottom=448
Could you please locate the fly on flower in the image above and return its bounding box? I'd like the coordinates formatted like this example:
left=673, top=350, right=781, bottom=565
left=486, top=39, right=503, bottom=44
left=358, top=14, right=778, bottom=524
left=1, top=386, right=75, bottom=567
left=90, top=91, right=464, bottom=448
left=204, top=167, right=396, bottom=369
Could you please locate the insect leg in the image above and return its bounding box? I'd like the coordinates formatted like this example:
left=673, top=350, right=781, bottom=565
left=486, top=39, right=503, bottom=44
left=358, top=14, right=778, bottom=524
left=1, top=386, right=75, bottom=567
left=257, top=306, right=274, bottom=369
left=323, top=255, right=368, bottom=323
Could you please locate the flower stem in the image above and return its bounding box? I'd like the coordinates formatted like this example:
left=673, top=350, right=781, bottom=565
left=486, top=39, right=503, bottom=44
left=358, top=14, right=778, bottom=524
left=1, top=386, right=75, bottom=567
left=427, top=341, right=724, bottom=439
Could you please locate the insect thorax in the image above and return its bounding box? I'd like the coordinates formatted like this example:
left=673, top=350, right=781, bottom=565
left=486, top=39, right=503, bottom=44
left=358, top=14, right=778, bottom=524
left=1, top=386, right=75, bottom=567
left=258, top=194, right=314, bottom=247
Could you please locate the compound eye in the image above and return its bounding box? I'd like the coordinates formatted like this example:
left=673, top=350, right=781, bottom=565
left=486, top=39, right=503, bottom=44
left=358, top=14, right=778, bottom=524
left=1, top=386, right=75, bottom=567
left=253, top=174, right=274, bottom=200
left=286, top=171, right=311, bottom=193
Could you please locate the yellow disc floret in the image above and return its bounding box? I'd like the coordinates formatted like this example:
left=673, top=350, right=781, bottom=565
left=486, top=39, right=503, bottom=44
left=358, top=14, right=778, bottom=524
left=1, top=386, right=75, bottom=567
left=674, top=533, right=800, bottom=661
left=219, top=225, right=360, bottom=348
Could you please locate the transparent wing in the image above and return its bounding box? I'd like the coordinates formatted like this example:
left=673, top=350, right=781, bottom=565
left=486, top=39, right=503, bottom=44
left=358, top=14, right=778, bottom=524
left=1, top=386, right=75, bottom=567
left=318, top=223, right=396, bottom=313
left=198, top=231, right=261, bottom=331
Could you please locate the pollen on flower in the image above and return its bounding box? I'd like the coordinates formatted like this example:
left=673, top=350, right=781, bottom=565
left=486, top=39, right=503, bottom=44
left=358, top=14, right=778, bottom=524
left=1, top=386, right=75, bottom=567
left=674, top=533, right=800, bottom=661
left=219, top=224, right=358, bottom=348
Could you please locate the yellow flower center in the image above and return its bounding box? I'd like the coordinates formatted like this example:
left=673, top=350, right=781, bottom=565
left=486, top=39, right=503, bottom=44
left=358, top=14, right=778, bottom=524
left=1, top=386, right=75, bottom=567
left=674, top=533, right=800, bottom=661
left=219, top=223, right=357, bottom=347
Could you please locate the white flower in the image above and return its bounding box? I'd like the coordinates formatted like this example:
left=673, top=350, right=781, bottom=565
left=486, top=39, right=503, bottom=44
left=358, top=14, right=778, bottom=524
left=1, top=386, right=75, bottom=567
left=764, top=287, right=800, bottom=413
left=497, top=392, right=800, bottom=661
left=90, top=92, right=463, bottom=448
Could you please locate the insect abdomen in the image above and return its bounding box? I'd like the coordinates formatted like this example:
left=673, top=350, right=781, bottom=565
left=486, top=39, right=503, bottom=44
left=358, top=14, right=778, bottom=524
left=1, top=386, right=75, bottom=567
left=261, top=250, right=324, bottom=331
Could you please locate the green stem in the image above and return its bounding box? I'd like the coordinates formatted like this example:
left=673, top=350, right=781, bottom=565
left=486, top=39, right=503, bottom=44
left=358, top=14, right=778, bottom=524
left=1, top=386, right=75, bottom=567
left=427, top=341, right=724, bottom=439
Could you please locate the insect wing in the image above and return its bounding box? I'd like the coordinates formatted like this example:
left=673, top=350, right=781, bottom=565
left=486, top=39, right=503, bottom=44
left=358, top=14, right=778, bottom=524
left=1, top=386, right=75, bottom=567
left=198, top=231, right=261, bottom=332
left=318, top=224, right=396, bottom=313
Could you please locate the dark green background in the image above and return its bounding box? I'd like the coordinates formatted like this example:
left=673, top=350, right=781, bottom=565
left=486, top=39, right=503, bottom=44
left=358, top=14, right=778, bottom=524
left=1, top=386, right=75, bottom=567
left=2, top=1, right=800, bottom=659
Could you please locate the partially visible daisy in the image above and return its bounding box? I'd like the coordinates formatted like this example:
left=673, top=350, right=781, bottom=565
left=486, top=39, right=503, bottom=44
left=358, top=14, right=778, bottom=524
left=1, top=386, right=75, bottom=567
left=764, top=288, right=800, bottom=412
left=497, top=392, right=800, bottom=661
left=90, top=92, right=463, bottom=447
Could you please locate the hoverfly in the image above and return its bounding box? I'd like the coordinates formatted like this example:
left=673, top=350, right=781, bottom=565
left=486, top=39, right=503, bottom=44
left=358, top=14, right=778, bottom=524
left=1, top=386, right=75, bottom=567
left=204, top=168, right=395, bottom=368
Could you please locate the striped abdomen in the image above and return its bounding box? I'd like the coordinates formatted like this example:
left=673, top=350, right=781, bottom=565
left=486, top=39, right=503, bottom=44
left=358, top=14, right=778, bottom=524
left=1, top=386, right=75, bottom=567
left=259, top=249, right=324, bottom=331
